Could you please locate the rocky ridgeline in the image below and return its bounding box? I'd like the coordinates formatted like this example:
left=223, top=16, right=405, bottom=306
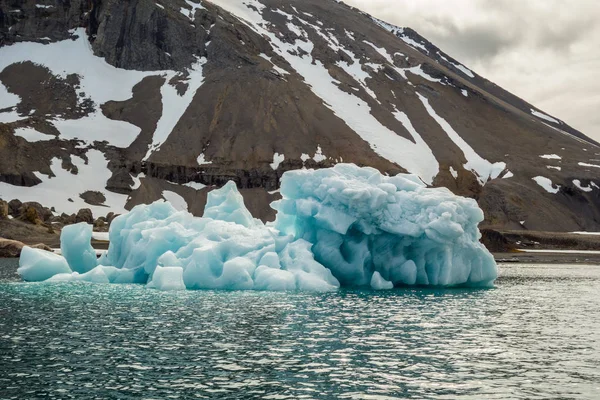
left=0, top=198, right=118, bottom=231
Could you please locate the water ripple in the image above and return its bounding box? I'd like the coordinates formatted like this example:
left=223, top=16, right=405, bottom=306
left=1, top=263, right=600, bottom=399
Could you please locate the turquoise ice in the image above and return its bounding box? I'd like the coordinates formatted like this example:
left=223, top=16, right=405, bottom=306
left=17, top=164, right=497, bottom=290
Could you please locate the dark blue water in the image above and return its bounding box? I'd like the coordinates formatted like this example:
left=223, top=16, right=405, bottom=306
left=1, top=260, right=599, bottom=399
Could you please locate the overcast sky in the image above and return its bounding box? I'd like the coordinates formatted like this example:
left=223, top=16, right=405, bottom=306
left=345, top=0, right=600, bottom=142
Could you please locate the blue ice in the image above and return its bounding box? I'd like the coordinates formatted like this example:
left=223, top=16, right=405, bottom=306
left=18, top=164, right=497, bottom=290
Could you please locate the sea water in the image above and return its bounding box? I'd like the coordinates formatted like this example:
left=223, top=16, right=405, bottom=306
left=1, top=260, right=599, bottom=399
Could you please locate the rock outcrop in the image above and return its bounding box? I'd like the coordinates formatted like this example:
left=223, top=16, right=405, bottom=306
left=0, top=238, right=52, bottom=258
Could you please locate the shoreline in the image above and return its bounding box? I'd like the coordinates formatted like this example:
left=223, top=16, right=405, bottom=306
left=2, top=252, right=600, bottom=265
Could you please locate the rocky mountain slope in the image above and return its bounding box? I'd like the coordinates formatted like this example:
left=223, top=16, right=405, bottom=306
left=0, top=0, right=599, bottom=231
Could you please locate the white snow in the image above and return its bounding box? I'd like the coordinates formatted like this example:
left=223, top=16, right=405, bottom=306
left=573, top=180, right=593, bottom=192
left=401, top=36, right=428, bottom=52
left=35, top=4, right=54, bottom=9
left=131, top=173, right=145, bottom=190
left=452, top=63, right=475, bottom=78
left=503, top=171, right=514, bottom=179
left=0, top=29, right=153, bottom=106
left=0, top=82, right=25, bottom=124
left=0, top=29, right=212, bottom=152
left=143, top=56, right=208, bottom=160
left=335, top=48, right=379, bottom=100
left=92, top=232, right=110, bottom=241
left=579, top=162, right=600, bottom=169
left=547, top=166, right=562, bottom=171
left=13, top=127, right=55, bottom=142
left=418, top=93, right=505, bottom=185
left=197, top=153, right=213, bottom=165
left=371, top=19, right=429, bottom=54
left=531, top=109, right=560, bottom=124
left=53, top=112, right=142, bottom=147
left=461, top=89, right=468, bottom=97
left=270, top=153, right=285, bottom=170
left=259, top=53, right=289, bottom=76
left=313, top=146, right=327, bottom=163
left=405, top=65, right=441, bottom=83
left=532, top=176, right=560, bottom=194
left=449, top=166, right=458, bottom=179
left=180, top=0, right=205, bottom=20
left=540, top=154, right=562, bottom=160
left=161, top=191, right=188, bottom=211
left=0, top=82, right=20, bottom=110
left=0, top=150, right=129, bottom=215
left=0, top=29, right=163, bottom=147
left=392, top=110, right=439, bottom=184
left=0, top=110, right=26, bottom=124
left=211, top=0, right=440, bottom=184
left=183, top=181, right=207, bottom=190
left=437, top=52, right=475, bottom=78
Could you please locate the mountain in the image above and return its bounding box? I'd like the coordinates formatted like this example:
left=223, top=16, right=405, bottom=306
left=0, top=0, right=599, bottom=232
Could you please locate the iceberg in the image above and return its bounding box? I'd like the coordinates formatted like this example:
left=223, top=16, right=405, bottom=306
left=272, top=164, right=497, bottom=287
left=18, top=164, right=497, bottom=290
left=18, top=246, right=72, bottom=282
left=60, top=222, right=98, bottom=273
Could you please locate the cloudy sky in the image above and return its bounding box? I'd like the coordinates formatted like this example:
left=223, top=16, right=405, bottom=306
left=345, top=0, right=600, bottom=142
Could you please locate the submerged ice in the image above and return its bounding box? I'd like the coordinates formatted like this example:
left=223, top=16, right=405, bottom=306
left=18, top=165, right=497, bottom=291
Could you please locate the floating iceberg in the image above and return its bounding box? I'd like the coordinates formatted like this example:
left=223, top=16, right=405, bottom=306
left=61, top=223, right=98, bottom=273
left=272, top=165, right=497, bottom=287
left=18, top=164, right=497, bottom=290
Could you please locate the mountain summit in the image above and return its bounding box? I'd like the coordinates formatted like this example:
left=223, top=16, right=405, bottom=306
left=0, top=0, right=598, bottom=231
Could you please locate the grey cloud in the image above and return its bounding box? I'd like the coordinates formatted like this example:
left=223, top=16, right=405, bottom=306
left=344, top=0, right=600, bottom=141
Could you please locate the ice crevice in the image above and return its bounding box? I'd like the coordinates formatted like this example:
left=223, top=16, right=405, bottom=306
left=19, top=165, right=498, bottom=291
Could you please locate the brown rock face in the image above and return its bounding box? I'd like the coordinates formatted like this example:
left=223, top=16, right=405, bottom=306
left=76, top=208, right=94, bottom=224
left=0, top=0, right=599, bottom=232
left=0, top=200, right=8, bottom=219
left=0, top=238, right=53, bottom=258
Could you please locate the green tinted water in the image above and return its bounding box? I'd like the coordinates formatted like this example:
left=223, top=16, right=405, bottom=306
left=1, top=260, right=599, bottom=399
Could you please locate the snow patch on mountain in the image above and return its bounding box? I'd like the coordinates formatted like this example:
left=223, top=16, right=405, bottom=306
left=213, top=0, right=440, bottom=184
left=449, top=166, right=458, bottom=179
left=531, top=109, right=560, bottom=124
left=437, top=52, right=475, bottom=78
left=405, top=66, right=441, bottom=83
left=143, top=56, right=208, bottom=160
left=573, top=180, right=594, bottom=193
left=270, top=153, right=285, bottom=170
left=161, top=191, right=188, bottom=211
left=180, top=0, right=205, bottom=20
left=0, top=29, right=164, bottom=148
left=13, top=127, right=54, bottom=142
left=0, top=81, right=20, bottom=110
left=197, top=153, right=213, bottom=165
left=53, top=112, right=142, bottom=148
left=0, top=150, right=129, bottom=215
left=417, top=93, right=505, bottom=185
left=532, top=176, right=560, bottom=194
left=540, top=154, right=561, bottom=160
left=579, top=162, right=600, bottom=169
